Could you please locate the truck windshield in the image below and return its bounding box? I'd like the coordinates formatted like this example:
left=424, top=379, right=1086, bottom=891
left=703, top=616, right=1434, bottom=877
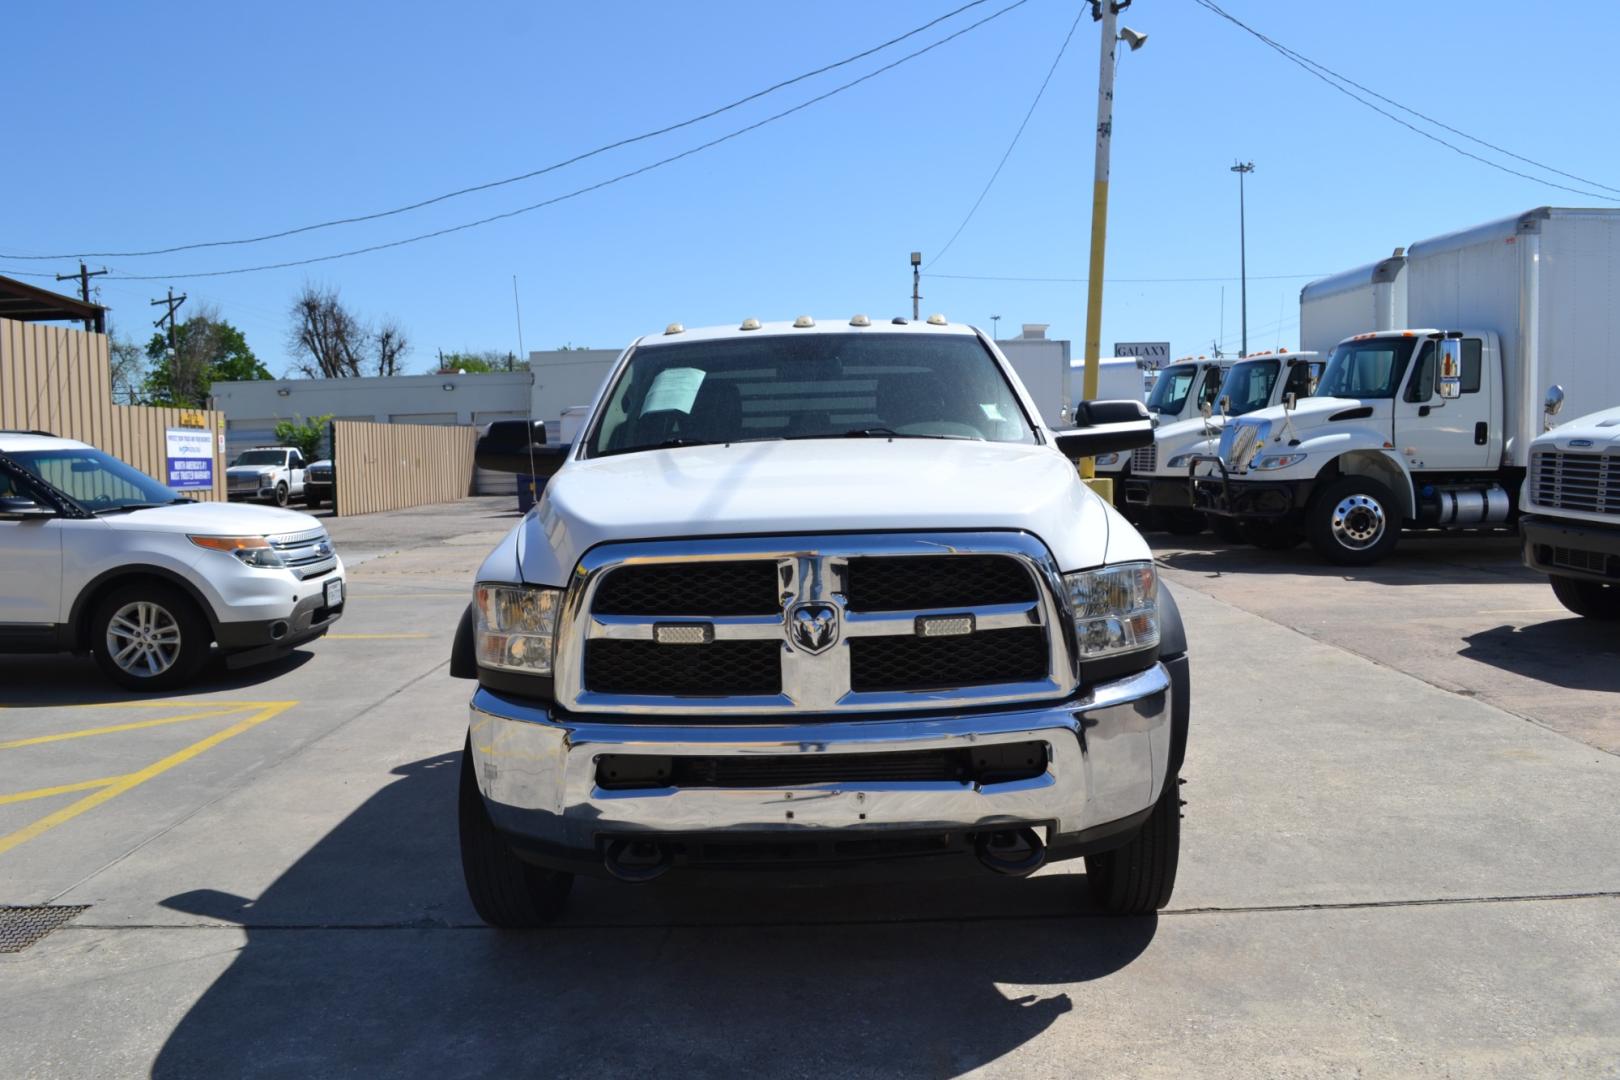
left=1318, top=338, right=1417, bottom=399
left=1215, top=360, right=1281, bottom=415
left=9, top=449, right=186, bottom=513
left=1146, top=364, right=1198, bottom=416
left=233, top=450, right=285, bottom=466
left=586, top=333, right=1037, bottom=456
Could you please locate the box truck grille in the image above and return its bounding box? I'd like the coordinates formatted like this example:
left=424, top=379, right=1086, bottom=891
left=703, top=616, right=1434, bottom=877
left=1531, top=451, right=1619, bottom=516
left=1131, top=445, right=1157, bottom=473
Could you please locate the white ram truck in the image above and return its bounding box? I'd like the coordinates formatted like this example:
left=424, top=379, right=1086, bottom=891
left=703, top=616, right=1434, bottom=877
left=450, top=316, right=1191, bottom=925
left=1520, top=402, right=1620, bottom=618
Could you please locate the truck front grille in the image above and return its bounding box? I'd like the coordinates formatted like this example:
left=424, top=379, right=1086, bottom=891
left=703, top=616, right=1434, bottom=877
left=563, top=534, right=1072, bottom=716
left=594, top=741, right=1048, bottom=790
left=1131, top=444, right=1157, bottom=473
left=1531, top=451, right=1618, bottom=516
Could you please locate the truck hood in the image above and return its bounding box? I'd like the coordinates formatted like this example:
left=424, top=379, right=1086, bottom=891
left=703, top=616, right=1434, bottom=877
left=226, top=464, right=276, bottom=477
left=1224, top=396, right=1371, bottom=435
left=99, top=501, right=323, bottom=536
left=512, top=439, right=1116, bottom=585
left=1534, top=407, right=1620, bottom=451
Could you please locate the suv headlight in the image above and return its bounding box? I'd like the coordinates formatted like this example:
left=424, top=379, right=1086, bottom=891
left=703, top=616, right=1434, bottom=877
left=475, top=583, right=561, bottom=674
left=1250, top=452, right=1307, bottom=471
left=190, top=535, right=286, bottom=568
left=1063, top=561, right=1159, bottom=658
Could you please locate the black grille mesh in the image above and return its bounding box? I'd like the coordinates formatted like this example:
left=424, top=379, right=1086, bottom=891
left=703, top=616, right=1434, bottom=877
left=844, top=555, right=1036, bottom=612
left=585, top=639, right=781, bottom=696
left=596, top=743, right=1047, bottom=789
left=592, top=561, right=781, bottom=616
left=850, top=627, right=1048, bottom=692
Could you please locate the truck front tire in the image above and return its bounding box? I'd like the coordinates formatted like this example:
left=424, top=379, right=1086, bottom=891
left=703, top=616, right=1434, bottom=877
left=1549, top=575, right=1620, bottom=619
left=1307, top=476, right=1400, bottom=565
left=459, top=738, right=574, bottom=927
left=1084, top=774, right=1181, bottom=915
left=273, top=482, right=289, bottom=507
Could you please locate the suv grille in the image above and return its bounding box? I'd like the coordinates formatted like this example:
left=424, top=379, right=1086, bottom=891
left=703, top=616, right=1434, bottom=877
left=270, top=528, right=337, bottom=580
left=1531, top=451, right=1618, bottom=516
left=850, top=627, right=1048, bottom=692
left=844, top=555, right=1036, bottom=612
left=584, top=639, right=781, bottom=696
left=1131, top=444, right=1156, bottom=473
left=592, top=561, right=780, bottom=616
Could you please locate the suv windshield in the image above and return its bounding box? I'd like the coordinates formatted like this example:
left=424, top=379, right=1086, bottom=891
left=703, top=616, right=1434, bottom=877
left=586, top=333, right=1037, bottom=457
left=9, top=448, right=185, bottom=513
left=1146, top=364, right=1199, bottom=416
left=1216, top=360, right=1280, bottom=415
left=1319, top=338, right=1417, bottom=399
left=233, top=450, right=286, bottom=466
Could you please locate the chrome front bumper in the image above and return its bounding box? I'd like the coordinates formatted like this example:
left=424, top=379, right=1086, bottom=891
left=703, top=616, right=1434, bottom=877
left=468, top=663, right=1174, bottom=867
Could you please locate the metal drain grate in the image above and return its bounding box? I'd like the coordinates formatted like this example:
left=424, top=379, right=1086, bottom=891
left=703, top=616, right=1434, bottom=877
left=0, top=905, right=89, bottom=953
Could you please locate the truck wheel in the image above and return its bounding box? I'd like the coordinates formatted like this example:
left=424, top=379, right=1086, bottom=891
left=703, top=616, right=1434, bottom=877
left=1208, top=515, right=1245, bottom=543
left=273, top=482, right=289, bottom=507
left=1084, top=774, right=1180, bottom=915
left=459, top=738, right=574, bottom=927
left=90, top=583, right=211, bottom=691
left=1239, top=520, right=1304, bottom=550
left=1307, top=476, right=1400, bottom=565
left=1549, top=575, right=1620, bottom=620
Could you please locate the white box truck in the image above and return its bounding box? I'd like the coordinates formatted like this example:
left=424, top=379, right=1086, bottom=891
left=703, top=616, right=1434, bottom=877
left=1191, top=207, right=1620, bottom=564
left=1298, top=250, right=1407, bottom=358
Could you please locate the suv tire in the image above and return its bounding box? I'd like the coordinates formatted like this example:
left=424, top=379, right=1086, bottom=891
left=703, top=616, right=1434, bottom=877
left=1307, top=475, right=1400, bottom=565
left=90, top=583, right=211, bottom=691
left=1085, top=774, right=1181, bottom=915
left=272, top=482, right=289, bottom=507
left=1550, top=575, right=1620, bottom=619
left=459, top=738, right=574, bottom=927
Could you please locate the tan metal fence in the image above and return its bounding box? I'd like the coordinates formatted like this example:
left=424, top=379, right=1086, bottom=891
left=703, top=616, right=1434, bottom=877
left=1, top=317, right=226, bottom=501
left=331, top=419, right=476, bottom=516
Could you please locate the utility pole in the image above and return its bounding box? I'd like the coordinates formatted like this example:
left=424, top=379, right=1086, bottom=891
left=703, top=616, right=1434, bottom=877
left=1078, top=0, right=1144, bottom=493
left=1231, top=161, right=1254, bottom=357
left=910, top=252, right=922, bottom=320
left=150, top=287, right=187, bottom=398
left=57, top=261, right=108, bottom=332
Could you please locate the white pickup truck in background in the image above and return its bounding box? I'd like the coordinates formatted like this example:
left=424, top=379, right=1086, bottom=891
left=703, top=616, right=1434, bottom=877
left=227, top=446, right=308, bottom=507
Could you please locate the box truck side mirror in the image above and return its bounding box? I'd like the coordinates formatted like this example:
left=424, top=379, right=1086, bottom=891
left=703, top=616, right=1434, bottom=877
left=1437, top=338, right=1464, bottom=400
left=1544, top=384, right=1566, bottom=425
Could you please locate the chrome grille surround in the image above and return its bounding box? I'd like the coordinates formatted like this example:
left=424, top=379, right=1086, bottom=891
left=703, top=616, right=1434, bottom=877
left=1531, top=450, right=1618, bottom=517
left=554, top=532, right=1077, bottom=717
left=269, top=527, right=339, bottom=580
left=1131, top=444, right=1157, bottom=473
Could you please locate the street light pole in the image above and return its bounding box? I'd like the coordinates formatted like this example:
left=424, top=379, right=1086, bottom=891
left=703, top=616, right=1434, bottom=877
left=910, top=251, right=922, bottom=321
left=1231, top=161, right=1254, bottom=358
left=991, top=314, right=1001, bottom=340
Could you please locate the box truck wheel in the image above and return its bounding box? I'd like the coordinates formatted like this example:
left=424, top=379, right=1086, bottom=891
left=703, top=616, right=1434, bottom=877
left=1307, top=476, right=1400, bottom=565
left=1549, top=575, right=1620, bottom=620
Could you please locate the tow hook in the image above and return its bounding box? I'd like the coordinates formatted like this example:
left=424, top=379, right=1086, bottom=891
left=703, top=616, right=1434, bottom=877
left=602, top=838, right=672, bottom=883
left=974, top=827, right=1047, bottom=877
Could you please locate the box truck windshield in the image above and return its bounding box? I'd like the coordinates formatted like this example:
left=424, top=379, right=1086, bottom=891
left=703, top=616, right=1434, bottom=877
left=1147, top=364, right=1198, bottom=416
left=1319, top=338, right=1416, bottom=399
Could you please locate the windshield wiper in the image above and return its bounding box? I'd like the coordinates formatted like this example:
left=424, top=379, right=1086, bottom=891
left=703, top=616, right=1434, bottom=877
left=91, top=502, right=176, bottom=516
left=781, top=428, right=977, bottom=442
left=598, top=437, right=713, bottom=457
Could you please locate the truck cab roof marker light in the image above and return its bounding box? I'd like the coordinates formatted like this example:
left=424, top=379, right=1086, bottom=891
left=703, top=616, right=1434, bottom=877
left=849, top=314, right=871, bottom=327
left=739, top=318, right=761, bottom=331
left=793, top=315, right=815, bottom=328
left=926, top=313, right=949, bottom=325
left=664, top=322, right=684, bottom=335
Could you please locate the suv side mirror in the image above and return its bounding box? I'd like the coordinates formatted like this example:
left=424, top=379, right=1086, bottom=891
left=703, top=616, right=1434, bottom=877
left=1054, top=399, right=1153, bottom=461
left=0, top=495, right=56, bottom=521
left=476, top=419, right=566, bottom=475
left=1437, top=338, right=1463, bottom=399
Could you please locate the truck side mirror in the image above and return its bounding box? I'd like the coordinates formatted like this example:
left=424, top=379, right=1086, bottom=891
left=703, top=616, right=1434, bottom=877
left=1218, top=395, right=1231, bottom=417
left=1284, top=392, right=1297, bottom=413
left=1437, top=338, right=1463, bottom=399
left=1054, top=399, right=1153, bottom=461
left=1199, top=401, right=1213, bottom=420
left=475, top=419, right=565, bottom=475
left=1544, top=384, right=1565, bottom=418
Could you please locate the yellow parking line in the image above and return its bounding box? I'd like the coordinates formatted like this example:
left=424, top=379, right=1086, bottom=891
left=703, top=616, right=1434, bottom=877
left=325, top=633, right=432, bottom=640
left=0, top=700, right=296, bottom=858
left=0, top=775, right=128, bottom=806
left=0, top=706, right=244, bottom=750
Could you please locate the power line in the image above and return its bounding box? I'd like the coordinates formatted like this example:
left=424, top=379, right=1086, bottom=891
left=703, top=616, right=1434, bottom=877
left=1190, top=0, right=1620, bottom=203
left=96, top=0, right=1033, bottom=282
left=1, top=1, right=998, bottom=263
left=927, top=3, right=1086, bottom=268
left=926, top=271, right=1328, bottom=283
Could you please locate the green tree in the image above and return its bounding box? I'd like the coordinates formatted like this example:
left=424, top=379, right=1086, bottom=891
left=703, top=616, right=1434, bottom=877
left=273, top=414, right=333, bottom=462
left=437, top=349, right=522, bottom=373
left=144, top=305, right=270, bottom=406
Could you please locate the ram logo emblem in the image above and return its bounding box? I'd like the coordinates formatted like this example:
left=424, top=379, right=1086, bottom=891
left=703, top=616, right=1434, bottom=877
left=788, top=602, right=839, bottom=654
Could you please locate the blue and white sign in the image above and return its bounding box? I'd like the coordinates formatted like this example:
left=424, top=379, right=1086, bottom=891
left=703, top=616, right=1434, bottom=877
left=165, top=427, right=215, bottom=490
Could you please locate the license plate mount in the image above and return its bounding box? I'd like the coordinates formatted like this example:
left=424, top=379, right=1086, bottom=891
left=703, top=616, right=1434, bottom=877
left=324, top=578, right=343, bottom=607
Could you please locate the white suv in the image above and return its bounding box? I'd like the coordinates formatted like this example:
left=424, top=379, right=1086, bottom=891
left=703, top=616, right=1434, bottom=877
left=0, top=432, right=345, bottom=689
left=227, top=446, right=307, bottom=507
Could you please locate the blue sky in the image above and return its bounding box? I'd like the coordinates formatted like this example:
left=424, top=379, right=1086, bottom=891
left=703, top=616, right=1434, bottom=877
left=6, top=0, right=1619, bottom=375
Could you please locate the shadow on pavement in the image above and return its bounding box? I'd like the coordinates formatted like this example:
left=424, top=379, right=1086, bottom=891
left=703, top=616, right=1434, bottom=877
left=0, top=649, right=315, bottom=707
left=1152, top=530, right=1534, bottom=586
left=154, top=752, right=1156, bottom=1078
left=1459, top=619, right=1620, bottom=693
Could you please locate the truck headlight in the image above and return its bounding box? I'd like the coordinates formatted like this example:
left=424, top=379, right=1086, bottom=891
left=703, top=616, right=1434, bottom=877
left=258, top=470, right=276, bottom=483
left=190, top=535, right=286, bottom=568
left=1166, top=453, right=1197, bottom=469
left=1250, top=452, right=1307, bottom=471
left=1093, top=452, right=1121, bottom=467
left=475, top=583, right=561, bottom=674
left=1063, top=561, right=1159, bottom=658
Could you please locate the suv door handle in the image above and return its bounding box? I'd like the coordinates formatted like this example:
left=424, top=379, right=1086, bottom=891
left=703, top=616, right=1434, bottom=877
left=1474, top=421, right=1488, bottom=445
